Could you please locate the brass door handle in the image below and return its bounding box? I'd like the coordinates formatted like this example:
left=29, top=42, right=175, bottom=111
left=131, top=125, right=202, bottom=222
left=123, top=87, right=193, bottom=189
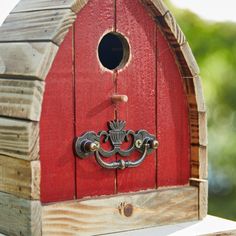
left=74, top=120, right=158, bottom=170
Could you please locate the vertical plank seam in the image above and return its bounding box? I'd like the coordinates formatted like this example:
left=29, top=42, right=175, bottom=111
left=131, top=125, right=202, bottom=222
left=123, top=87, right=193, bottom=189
left=155, top=25, right=158, bottom=189
left=114, top=0, right=118, bottom=194
left=72, top=22, right=77, bottom=199
left=114, top=0, right=117, bottom=32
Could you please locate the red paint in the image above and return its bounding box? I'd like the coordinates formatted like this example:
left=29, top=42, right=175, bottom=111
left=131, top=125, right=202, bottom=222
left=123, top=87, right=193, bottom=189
left=74, top=0, right=116, bottom=198
left=116, top=0, right=157, bottom=192
left=40, top=0, right=190, bottom=203
left=40, top=29, right=75, bottom=203
left=156, top=28, right=190, bottom=186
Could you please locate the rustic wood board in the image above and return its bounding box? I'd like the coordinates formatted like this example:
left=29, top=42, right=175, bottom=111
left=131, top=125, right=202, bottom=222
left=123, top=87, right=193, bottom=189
left=42, top=186, right=198, bottom=236
left=140, top=0, right=168, bottom=17
left=189, top=110, right=207, bottom=146
left=199, top=112, right=208, bottom=146
left=116, top=0, right=157, bottom=192
left=190, top=179, right=208, bottom=220
left=0, top=155, right=40, bottom=199
left=75, top=0, right=116, bottom=198
left=0, top=42, right=58, bottom=80
left=191, top=145, right=207, bottom=179
left=156, top=22, right=190, bottom=186
left=0, top=191, right=41, bottom=236
left=12, top=0, right=89, bottom=13
left=175, top=42, right=200, bottom=77
left=199, top=181, right=208, bottom=219
left=0, top=79, right=45, bottom=121
left=0, top=117, right=39, bottom=161
left=40, top=29, right=75, bottom=203
left=194, top=76, right=206, bottom=112
left=0, top=9, right=76, bottom=45
left=157, top=11, right=186, bottom=48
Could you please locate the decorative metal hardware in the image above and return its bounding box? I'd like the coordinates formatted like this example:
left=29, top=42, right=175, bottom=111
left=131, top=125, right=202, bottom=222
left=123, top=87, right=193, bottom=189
left=74, top=120, right=159, bottom=170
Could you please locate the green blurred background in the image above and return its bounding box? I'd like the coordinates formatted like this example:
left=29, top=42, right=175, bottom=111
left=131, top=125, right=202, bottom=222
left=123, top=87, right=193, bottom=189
left=166, top=1, right=236, bottom=220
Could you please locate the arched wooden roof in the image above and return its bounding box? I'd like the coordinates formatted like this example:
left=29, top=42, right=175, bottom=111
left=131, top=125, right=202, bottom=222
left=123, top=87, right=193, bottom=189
left=0, top=1, right=207, bottom=231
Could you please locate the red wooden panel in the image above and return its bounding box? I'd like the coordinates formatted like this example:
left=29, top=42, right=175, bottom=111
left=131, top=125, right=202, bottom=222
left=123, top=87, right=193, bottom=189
left=40, top=30, right=75, bottom=203
left=156, top=27, right=190, bottom=186
left=116, top=0, right=157, bottom=193
left=75, top=0, right=116, bottom=198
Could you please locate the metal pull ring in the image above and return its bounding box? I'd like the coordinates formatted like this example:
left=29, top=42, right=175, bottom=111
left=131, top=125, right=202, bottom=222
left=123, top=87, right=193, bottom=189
left=74, top=120, right=159, bottom=170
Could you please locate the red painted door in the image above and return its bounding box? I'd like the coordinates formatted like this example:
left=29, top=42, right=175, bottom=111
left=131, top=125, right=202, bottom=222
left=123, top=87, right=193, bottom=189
left=74, top=0, right=190, bottom=197
left=40, top=0, right=190, bottom=203
left=74, top=0, right=116, bottom=198
left=116, top=0, right=157, bottom=192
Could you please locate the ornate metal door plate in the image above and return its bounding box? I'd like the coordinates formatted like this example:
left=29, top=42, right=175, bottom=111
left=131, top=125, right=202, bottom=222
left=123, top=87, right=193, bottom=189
left=74, top=120, right=159, bottom=170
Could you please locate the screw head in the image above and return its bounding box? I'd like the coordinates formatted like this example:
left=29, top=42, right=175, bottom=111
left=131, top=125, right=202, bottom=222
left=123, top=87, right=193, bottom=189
left=135, top=139, right=143, bottom=148
left=90, top=141, right=100, bottom=152
left=119, top=160, right=126, bottom=170
left=151, top=140, right=159, bottom=149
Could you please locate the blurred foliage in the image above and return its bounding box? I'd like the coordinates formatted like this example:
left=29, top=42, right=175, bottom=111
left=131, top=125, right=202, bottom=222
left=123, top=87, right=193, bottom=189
left=166, top=1, right=236, bottom=220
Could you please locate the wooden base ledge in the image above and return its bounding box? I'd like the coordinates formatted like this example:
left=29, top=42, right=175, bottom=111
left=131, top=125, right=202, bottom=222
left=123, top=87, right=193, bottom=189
left=42, top=186, right=198, bottom=236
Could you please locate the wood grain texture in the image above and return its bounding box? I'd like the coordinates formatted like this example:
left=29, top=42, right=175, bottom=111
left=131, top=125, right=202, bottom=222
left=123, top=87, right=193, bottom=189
left=157, top=24, right=190, bottom=186
left=42, top=186, right=198, bottom=236
left=199, top=112, right=208, bottom=146
left=199, top=181, right=208, bottom=219
left=0, top=155, right=40, bottom=199
left=157, top=11, right=186, bottom=48
left=116, top=0, right=157, bottom=192
left=13, top=0, right=89, bottom=13
left=175, top=42, right=200, bottom=77
left=185, top=76, right=206, bottom=122
left=0, top=191, right=41, bottom=236
left=0, top=42, right=58, bottom=80
left=194, top=76, right=206, bottom=112
left=191, top=145, right=208, bottom=179
left=140, top=0, right=168, bottom=17
left=0, top=79, right=45, bottom=121
left=189, top=111, right=207, bottom=146
left=0, top=9, right=76, bottom=45
left=0, top=117, right=39, bottom=161
left=75, top=0, right=116, bottom=198
left=40, top=29, right=75, bottom=203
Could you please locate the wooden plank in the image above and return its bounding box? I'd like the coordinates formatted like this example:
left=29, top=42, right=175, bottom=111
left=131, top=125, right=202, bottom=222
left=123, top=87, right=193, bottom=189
left=0, top=9, right=76, bottom=45
left=12, top=0, right=89, bottom=13
left=42, top=186, right=198, bottom=236
left=185, top=76, right=206, bottom=114
left=175, top=42, right=200, bottom=77
left=157, top=11, right=186, bottom=48
left=75, top=0, right=116, bottom=198
left=156, top=22, right=190, bottom=186
left=116, top=0, right=157, bottom=192
left=0, top=155, right=40, bottom=199
left=0, top=42, right=58, bottom=80
left=40, top=29, right=75, bottom=203
left=140, top=0, right=168, bottom=17
left=199, top=181, right=208, bottom=219
left=191, top=145, right=208, bottom=179
left=0, top=192, right=41, bottom=236
left=194, top=76, right=206, bottom=112
left=0, top=118, right=39, bottom=161
left=0, top=79, right=45, bottom=121
left=199, top=112, right=208, bottom=146
left=189, top=111, right=207, bottom=146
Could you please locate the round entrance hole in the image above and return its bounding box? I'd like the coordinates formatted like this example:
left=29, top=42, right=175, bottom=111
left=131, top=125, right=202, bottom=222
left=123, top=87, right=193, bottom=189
left=98, top=32, right=130, bottom=70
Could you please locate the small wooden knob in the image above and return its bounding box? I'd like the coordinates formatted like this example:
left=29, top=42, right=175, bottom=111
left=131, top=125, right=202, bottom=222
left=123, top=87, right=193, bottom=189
left=111, top=95, right=128, bottom=104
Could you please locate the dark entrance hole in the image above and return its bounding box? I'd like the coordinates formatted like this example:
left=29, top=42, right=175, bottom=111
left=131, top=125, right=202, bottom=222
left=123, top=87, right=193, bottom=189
left=98, top=32, right=130, bottom=70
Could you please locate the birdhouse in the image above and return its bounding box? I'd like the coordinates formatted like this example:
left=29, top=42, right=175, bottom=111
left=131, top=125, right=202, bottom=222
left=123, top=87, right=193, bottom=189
left=0, top=0, right=207, bottom=235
